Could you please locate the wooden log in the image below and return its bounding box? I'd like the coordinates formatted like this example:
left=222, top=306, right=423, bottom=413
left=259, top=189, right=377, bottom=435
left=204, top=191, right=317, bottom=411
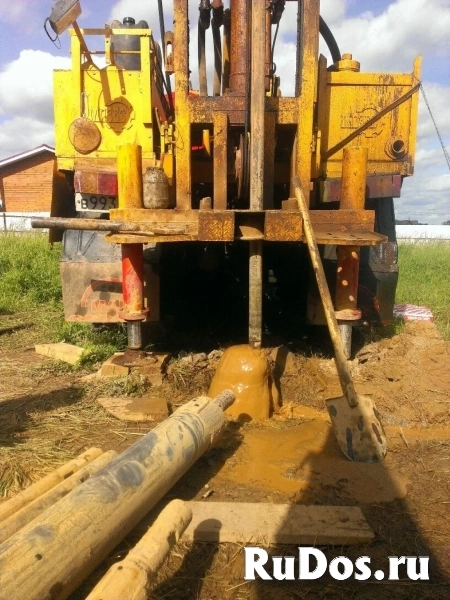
left=0, top=391, right=234, bottom=600
left=86, top=499, right=192, bottom=600
left=0, top=451, right=117, bottom=545
left=0, top=448, right=103, bottom=523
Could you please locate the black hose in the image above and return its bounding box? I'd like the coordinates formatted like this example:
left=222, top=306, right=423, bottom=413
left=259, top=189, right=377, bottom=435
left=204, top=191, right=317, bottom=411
left=157, top=0, right=174, bottom=115
left=319, top=15, right=341, bottom=64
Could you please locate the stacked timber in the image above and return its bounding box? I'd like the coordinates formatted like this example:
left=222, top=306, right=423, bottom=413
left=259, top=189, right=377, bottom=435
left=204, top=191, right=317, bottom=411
left=0, top=390, right=234, bottom=600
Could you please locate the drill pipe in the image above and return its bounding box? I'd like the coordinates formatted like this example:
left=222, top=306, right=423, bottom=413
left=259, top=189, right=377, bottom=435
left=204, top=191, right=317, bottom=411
left=0, top=391, right=235, bottom=600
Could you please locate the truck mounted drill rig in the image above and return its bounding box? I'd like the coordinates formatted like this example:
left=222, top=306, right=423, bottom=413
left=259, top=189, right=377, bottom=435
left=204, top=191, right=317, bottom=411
left=35, top=0, right=421, bottom=357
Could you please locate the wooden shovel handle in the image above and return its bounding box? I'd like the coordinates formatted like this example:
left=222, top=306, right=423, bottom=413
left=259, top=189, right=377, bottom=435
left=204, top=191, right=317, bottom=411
left=292, top=177, right=358, bottom=408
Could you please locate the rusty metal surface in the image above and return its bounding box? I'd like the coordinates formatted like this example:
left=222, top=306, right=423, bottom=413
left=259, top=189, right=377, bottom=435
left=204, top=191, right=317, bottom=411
left=42, top=208, right=384, bottom=245
left=295, top=0, right=320, bottom=206
left=310, top=209, right=375, bottom=229
left=185, top=95, right=300, bottom=125
left=321, top=174, right=402, bottom=202
left=334, top=148, right=365, bottom=325
left=314, top=231, right=387, bottom=246
left=68, top=118, right=102, bottom=155
left=198, top=211, right=234, bottom=241
left=229, top=0, right=249, bottom=94
left=263, top=112, right=275, bottom=209
left=340, top=147, right=367, bottom=210
left=335, top=309, right=362, bottom=321
left=249, top=240, right=263, bottom=348
left=173, top=0, right=191, bottom=210
left=213, top=112, right=228, bottom=209
left=250, top=1, right=266, bottom=212
left=335, top=245, right=360, bottom=314
left=322, top=83, right=421, bottom=162
left=120, top=243, right=146, bottom=317
left=265, top=7, right=271, bottom=92
left=60, top=262, right=159, bottom=323
left=282, top=198, right=298, bottom=210
left=106, top=233, right=194, bottom=244
left=318, top=61, right=421, bottom=180
left=265, top=211, right=302, bottom=241
left=110, top=208, right=198, bottom=224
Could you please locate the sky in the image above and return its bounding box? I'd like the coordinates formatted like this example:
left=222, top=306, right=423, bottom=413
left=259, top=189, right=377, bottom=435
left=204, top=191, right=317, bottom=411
left=0, top=0, right=448, bottom=223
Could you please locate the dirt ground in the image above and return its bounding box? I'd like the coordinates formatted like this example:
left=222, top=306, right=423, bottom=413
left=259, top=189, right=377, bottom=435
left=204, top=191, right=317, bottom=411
left=0, top=320, right=449, bottom=599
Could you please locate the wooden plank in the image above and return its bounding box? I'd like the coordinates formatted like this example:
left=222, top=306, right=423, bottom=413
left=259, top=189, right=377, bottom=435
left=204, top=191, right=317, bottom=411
left=97, top=395, right=168, bottom=422
left=35, top=342, right=84, bottom=365
left=184, top=502, right=374, bottom=546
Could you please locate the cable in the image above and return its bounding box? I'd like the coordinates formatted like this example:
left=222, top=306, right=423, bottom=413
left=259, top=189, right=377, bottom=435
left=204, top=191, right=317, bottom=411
left=420, top=83, right=450, bottom=171
left=270, top=20, right=280, bottom=74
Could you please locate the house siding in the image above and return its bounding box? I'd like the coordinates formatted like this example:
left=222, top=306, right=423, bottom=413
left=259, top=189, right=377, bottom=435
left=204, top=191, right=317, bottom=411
left=0, top=152, right=54, bottom=212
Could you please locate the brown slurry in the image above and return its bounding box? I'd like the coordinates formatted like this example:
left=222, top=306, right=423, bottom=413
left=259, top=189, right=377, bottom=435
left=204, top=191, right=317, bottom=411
left=276, top=321, right=450, bottom=428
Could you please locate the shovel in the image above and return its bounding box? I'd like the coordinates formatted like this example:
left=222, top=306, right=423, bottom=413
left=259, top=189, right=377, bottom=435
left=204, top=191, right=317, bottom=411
left=292, top=177, right=387, bottom=462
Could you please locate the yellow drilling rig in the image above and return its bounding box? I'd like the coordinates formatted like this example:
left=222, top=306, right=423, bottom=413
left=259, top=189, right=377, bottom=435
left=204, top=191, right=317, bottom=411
left=36, top=0, right=420, bottom=356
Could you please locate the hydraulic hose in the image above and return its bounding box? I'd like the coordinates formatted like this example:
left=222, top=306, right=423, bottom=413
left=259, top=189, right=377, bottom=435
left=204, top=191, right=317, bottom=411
left=319, top=15, right=341, bottom=64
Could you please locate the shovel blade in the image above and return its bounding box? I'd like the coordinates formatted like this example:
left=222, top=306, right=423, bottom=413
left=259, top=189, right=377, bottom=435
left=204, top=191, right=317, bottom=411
left=326, top=395, right=387, bottom=463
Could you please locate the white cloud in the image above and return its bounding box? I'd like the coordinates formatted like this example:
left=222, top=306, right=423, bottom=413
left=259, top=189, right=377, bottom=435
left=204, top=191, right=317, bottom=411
left=0, top=50, right=69, bottom=159
left=397, top=147, right=450, bottom=223
left=320, top=0, right=347, bottom=28
left=323, top=0, right=450, bottom=73
left=0, top=1, right=32, bottom=23
left=0, top=0, right=48, bottom=33
left=0, top=50, right=70, bottom=123
left=0, top=117, right=54, bottom=158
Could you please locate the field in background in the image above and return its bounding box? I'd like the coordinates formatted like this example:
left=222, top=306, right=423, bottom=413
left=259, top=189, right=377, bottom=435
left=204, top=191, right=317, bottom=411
left=396, top=242, right=450, bottom=340
left=0, top=232, right=449, bottom=342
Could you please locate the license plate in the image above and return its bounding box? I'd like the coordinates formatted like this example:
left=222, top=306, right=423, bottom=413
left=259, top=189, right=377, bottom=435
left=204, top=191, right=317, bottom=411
left=75, top=193, right=118, bottom=212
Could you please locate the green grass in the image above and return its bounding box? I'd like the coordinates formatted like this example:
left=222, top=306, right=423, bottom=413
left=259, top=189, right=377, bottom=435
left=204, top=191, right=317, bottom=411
left=397, top=242, right=450, bottom=340
left=0, top=232, right=126, bottom=367
left=0, top=232, right=62, bottom=313
left=1, top=233, right=449, bottom=351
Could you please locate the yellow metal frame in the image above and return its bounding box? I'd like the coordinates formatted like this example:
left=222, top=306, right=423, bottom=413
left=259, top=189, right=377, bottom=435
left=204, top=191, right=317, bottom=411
left=54, top=28, right=155, bottom=171
left=316, top=55, right=422, bottom=180
left=172, top=0, right=320, bottom=210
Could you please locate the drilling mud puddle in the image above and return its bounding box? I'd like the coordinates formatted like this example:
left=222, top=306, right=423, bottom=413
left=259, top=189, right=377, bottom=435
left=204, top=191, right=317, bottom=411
left=214, top=419, right=421, bottom=504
